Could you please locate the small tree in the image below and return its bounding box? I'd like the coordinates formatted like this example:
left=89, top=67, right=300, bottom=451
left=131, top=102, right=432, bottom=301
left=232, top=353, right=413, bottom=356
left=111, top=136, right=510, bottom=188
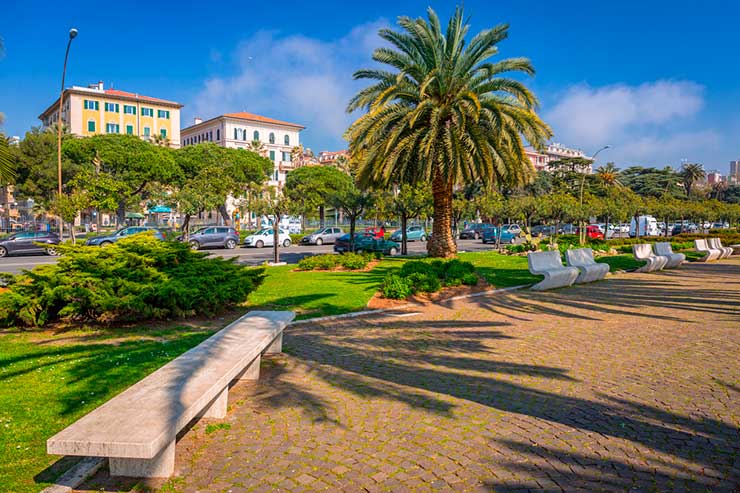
left=331, top=183, right=374, bottom=252
left=251, top=187, right=296, bottom=264
left=391, top=184, right=431, bottom=255
left=49, top=192, right=88, bottom=244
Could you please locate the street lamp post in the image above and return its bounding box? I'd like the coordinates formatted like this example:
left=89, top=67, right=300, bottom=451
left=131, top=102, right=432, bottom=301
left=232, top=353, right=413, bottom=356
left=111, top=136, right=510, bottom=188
left=579, top=145, right=610, bottom=244
left=57, top=28, right=78, bottom=238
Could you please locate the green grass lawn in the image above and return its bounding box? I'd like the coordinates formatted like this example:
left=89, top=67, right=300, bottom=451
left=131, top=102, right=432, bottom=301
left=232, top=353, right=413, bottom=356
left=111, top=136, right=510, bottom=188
left=0, top=324, right=219, bottom=493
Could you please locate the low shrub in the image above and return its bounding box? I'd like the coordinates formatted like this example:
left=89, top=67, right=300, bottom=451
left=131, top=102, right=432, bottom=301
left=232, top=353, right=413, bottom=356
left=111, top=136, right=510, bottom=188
left=381, top=257, right=478, bottom=299
left=296, top=253, right=370, bottom=271
left=381, top=273, right=413, bottom=299
left=0, top=233, right=265, bottom=327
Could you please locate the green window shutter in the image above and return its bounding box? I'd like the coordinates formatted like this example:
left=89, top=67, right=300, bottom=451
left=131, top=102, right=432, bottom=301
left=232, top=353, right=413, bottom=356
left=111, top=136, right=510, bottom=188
left=88, top=121, right=95, bottom=132
left=269, top=150, right=275, bottom=161
left=126, top=125, right=133, bottom=135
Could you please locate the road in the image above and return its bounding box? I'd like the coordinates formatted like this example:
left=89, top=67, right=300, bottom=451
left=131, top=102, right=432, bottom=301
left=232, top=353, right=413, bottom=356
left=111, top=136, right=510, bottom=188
left=0, top=239, right=496, bottom=275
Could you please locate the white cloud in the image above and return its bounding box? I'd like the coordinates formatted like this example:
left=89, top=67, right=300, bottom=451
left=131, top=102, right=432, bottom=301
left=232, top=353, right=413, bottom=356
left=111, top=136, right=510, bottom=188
left=544, top=80, right=709, bottom=166
left=187, top=20, right=388, bottom=150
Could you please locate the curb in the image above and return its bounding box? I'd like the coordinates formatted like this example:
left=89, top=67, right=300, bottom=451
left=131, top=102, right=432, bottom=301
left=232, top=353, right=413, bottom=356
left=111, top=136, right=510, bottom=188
left=291, top=284, right=531, bottom=325
left=39, top=457, right=105, bottom=493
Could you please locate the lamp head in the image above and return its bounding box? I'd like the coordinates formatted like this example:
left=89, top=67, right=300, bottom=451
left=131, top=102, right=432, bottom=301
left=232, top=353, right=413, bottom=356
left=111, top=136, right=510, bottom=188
left=69, top=28, right=78, bottom=39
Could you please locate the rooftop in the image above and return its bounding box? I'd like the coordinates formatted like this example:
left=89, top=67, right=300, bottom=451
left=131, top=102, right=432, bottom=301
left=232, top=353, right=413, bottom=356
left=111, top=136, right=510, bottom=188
left=223, top=112, right=305, bottom=129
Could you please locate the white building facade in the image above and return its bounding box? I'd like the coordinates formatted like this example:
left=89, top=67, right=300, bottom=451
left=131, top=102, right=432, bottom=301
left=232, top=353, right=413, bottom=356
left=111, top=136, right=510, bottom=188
left=181, top=112, right=304, bottom=189
left=525, top=142, right=590, bottom=173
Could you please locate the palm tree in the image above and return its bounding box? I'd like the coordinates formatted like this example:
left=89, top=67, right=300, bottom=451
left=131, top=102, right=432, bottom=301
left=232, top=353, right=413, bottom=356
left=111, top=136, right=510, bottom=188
left=596, top=162, right=621, bottom=188
left=246, top=139, right=267, bottom=157
left=346, top=7, right=551, bottom=257
left=680, top=163, right=705, bottom=197
left=0, top=113, right=17, bottom=185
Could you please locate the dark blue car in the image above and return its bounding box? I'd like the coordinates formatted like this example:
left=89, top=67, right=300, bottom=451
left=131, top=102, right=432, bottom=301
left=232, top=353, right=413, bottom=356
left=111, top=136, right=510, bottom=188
left=85, top=226, right=165, bottom=246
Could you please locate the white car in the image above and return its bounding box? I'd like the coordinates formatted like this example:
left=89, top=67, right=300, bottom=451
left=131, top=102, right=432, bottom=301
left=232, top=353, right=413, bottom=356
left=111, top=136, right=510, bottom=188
left=243, top=228, right=292, bottom=248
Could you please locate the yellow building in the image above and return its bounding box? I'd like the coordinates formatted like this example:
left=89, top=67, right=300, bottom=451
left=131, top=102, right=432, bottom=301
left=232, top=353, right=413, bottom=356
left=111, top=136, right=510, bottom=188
left=38, top=81, right=183, bottom=147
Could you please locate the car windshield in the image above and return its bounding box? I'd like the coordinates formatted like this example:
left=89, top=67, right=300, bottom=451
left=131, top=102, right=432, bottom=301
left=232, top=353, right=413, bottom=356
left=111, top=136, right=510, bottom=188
left=254, top=229, right=271, bottom=235
left=192, top=228, right=207, bottom=235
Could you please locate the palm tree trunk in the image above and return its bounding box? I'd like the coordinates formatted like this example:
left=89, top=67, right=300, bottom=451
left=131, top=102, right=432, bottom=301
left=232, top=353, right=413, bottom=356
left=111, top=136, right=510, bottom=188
left=400, top=213, right=408, bottom=255
left=428, top=172, right=456, bottom=258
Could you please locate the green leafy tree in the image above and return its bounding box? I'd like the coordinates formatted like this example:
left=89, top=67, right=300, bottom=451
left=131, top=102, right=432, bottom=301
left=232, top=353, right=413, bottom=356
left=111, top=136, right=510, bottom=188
left=48, top=191, right=89, bottom=244
left=63, top=134, right=178, bottom=225
left=391, top=184, right=432, bottom=254
left=547, top=157, right=594, bottom=196
left=284, top=165, right=352, bottom=227
left=620, top=166, right=681, bottom=198
left=0, top=113, right=16, bottom=185
left=536, top=192, right=578, bottom=241
left=251, top=187, right=297, bottom=264
left=346, top=7, right=552, bottom=258
left=506, top=195, right=539, bottom=233
left=330, top=183, right=374, bottom=252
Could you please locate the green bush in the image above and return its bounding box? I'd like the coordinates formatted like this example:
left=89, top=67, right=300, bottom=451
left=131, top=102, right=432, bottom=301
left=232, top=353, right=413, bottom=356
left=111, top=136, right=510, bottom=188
left=296, top=253, right=370, bottom=271
left=381, top=273, right=413, bottom=299
left=406, top=272, right=441, bottom=293
left=0, top=233, right=265, bottom=327
left=462, top=273, right=479, bottom=286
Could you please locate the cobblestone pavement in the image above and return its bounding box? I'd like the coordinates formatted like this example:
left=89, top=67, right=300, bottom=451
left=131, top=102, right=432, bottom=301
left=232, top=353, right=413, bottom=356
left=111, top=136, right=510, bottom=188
left=80, top=259, right=740, bottom=492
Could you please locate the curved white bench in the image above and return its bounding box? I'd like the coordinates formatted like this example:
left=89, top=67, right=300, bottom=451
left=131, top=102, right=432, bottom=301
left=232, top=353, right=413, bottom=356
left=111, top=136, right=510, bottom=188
left=633, top=244, right=668, bottom=272
left=47, top=310, right=295, bottom=478
left=528, top=251, right=579, bottom=290
left=709, top=238, right=733, bottom=259
left=653, top=242, right=686, bottom=268
left=694, top=239, right=721, bottom=262
left=564, top=248, right=610, bottom=283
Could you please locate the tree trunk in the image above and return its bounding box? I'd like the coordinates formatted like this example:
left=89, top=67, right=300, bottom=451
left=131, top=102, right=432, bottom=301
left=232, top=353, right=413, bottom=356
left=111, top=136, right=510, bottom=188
left=117, top=200, right=126, bottom=226
left=605, top=216, right=610, bottom=241
left=319, top=205, right=325, bottom=228
left=400, top=213, right=408, bottom=256
left=428, top=172, right=456, bottom=258
left=218, top=204, right=231, bottom=226
left=349, top=216, right=356, bottom=252
left=70, top=222, right=76, bottom=244
left=273, top=226, right=279, bottom=264
left=182, top=214, right=191, bottom=241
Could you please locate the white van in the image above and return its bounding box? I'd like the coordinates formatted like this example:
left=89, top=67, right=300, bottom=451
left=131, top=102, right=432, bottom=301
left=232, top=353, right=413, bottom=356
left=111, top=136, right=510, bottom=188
left=630, top=215, right=660, bottom=237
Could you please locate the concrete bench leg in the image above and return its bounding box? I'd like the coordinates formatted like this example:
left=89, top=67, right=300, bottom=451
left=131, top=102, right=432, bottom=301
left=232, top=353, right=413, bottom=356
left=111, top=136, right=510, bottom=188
left=265, top=332, right=283, bottom=354
left=202, top=387, right=228, bottom=418
left=237, top=355, right=261, bottom=381
left=109, top=440, right=175, bottom=478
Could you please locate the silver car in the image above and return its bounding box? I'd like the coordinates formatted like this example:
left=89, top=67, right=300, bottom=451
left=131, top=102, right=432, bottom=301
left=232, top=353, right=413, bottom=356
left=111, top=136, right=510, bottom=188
left=300, top=227, right=344, bottom=245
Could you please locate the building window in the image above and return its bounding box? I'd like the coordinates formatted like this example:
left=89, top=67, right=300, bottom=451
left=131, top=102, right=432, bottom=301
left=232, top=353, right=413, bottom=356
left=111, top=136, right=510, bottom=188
left=216, top=129, right=220, bottom=141
left=126, top=125, right=134, bottom=135
left=143, top=127, right=151, bottom=137
left=234, top=128, right=238, bottom=140
left=284, top=135, right=290, bottom=145
left=157, top=109, right=170, bottom=119
left=84, top=100, right=99, bottom=110
left=105, top=123, right=120, bottom=134
left=253, top=130, right=259, bottom=141
left=104, top=102, right=120, bottom=113
left=269, top=132, right=275, bottom=144
left=123, top=105, right=136, bottom=115
left=141, top=107, right=154, bottom=117
left=160, top=129, right=167, bottom=137
left=282, top=151, right=291, bottom=162
left=209, top=131, right=213, bottom=141
left=87, top=120, right=96, bottom=132
left=269, top=150, right=275, bottom=161
left=274, top=170, right=279, bottom=181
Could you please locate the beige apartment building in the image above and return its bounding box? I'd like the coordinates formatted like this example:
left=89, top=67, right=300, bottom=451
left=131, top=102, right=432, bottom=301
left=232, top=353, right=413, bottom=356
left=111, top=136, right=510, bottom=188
left=38, top=81, right=183, bottom=147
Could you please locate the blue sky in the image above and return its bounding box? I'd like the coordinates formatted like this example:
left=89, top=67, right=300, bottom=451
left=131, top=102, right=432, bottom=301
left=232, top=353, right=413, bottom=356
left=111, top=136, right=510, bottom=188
left=1, top=0, right=738, bottom=171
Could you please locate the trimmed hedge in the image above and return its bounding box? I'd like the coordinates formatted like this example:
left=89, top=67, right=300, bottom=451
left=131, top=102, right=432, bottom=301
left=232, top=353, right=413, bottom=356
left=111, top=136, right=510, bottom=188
left=0, top=234, right=264, bottom=327
left=296, top=253, right=374, bottom=271
left=381, top=258, right=478, bottom=299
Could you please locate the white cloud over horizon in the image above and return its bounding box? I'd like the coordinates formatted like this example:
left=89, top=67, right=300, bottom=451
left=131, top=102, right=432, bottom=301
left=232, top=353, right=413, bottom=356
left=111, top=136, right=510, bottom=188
left=544, top=80, right=720, bottom=168
left=186, top=20, right=388, bottom=151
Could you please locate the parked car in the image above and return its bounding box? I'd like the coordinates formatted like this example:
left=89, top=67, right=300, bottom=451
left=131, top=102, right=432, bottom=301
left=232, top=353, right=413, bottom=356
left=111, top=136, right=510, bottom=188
left=481, top=224, right=522, bottom=244
left=390, top=225, right=427, bottom=242
left=559, top=223, right=577, bottom=235
left=578, top=225, right=605, bottom=240
left=0, top=231, right=60, bottom=257
left=243, top=228, right=292, bottom=248
left=334, top=233, right=400, bottom=255
left=85, top=226, right=165, bottom=246
left=671, top=223, right=698, bottom=236
left=364, top=226, right=386, bottom=239
left=530, top=224, right=556, bottom=237
left=300, top=227, right=344, bottom=245
left=630, top=215, right=660, bottom=237
left=179, top=226, right=239, bottom=250
left=459, top=223, right=493, bottom=240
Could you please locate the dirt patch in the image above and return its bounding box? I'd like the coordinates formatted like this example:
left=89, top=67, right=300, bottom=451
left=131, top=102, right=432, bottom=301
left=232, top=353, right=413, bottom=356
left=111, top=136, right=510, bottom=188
left=367, top=277, right=492, bottom=310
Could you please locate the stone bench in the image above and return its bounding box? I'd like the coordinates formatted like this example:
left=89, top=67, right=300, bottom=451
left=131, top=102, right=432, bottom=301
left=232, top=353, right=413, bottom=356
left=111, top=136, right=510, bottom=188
left=633, top=244, right=668, bottom=272
left=47, top=310, right=295, bottom=478
left=527, top=251, right=579, bottom=291
left=564, top=247, right=610, bottom=284
left=694, top=239, right=722, bottom=262
left=709, top=238, right=733, bottom=259
left=653, top=242, right=686, bottom=269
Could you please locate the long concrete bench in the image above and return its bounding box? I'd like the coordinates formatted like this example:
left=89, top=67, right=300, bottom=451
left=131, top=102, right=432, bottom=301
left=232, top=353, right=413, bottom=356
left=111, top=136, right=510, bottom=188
left=47, top=310, right=295, bottom=478
left=564, top=247, right=610, bottom=284
left=527, top=251, right=579, bottom=290
left=633, top=244, right=668, bottom=272
left=653, top=242, right=686, bottom=269
left=694, top=239, right=722, bottom=262
left=709, top=238, right=733, bottom=259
